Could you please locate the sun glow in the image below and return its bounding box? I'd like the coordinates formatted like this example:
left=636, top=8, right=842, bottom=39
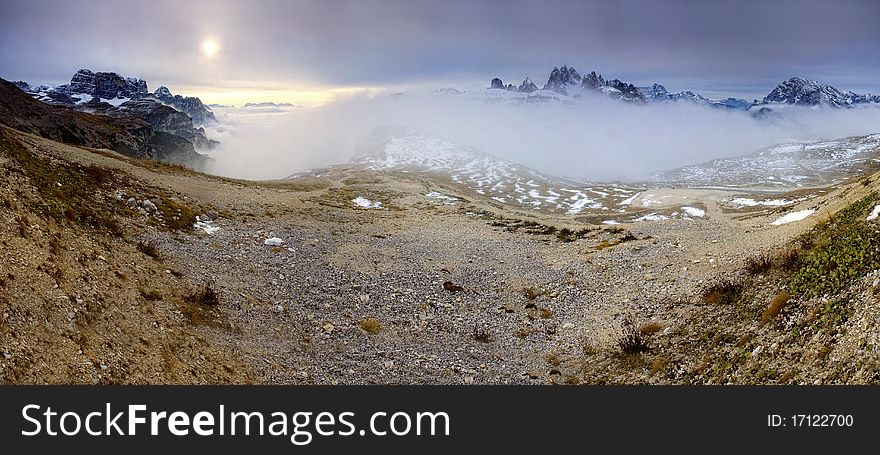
left=201, top=39, right=220, bottom=57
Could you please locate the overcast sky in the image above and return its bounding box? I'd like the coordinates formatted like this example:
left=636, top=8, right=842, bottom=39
left=2, top=0, right=879, bottom=104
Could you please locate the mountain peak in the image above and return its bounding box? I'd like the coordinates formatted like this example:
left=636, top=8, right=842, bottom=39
left=761, top=76, right=863, bottom=107
left=543, top=65, right=582, bottom=94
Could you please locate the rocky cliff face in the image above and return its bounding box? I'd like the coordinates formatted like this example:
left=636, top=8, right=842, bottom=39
left=0, top=78, right=209, bottom=169
left=152, top=86, right=216, bottom=126
left=66, top=69, right=148, bottom=99
left=111, top=99, right=218, bottom=150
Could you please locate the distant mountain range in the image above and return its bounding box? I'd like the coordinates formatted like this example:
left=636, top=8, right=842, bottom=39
left=486, top=66, right=880, bottom=111
left=15, top=69, right=216, bottom=126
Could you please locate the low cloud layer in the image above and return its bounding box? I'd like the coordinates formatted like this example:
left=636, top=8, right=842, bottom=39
left=205, top=92, right=880, bottom=182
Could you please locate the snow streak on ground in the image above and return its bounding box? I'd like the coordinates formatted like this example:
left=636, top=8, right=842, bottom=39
left=352, top=196, right=383, bottom=209
left=771, top=209, right=816, bottom=225
left=650, top=134, right=880, bottom=189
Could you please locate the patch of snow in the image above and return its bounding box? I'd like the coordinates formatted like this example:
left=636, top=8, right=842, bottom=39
left=731, top=197, right=793, bottom=207
left=193, top=217, right=220, bottom=235
left=263, top=237, right=284, bottom=246
left=105, top=97, right=130, bottom=107
left=619, top=192, right=640, bottom=206
left=771, top=209, right=816, bottom=226
left=352, top=196, right=383, bottom=209
left=681, top=206, right=705, bottom=217
left=602, top=220, right=620, bottom=225
left=867, top=204, right=880, bottom=221
left=635, top=213, right=669, bottom=222
left=71, top=93, right=93, bottom=104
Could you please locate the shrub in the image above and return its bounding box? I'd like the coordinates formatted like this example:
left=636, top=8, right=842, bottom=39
left=701, top=279, right=743, bottom=305
left=523, top=287, right=545, bottom=300
left=181, top=283, right=221, bottom=324
left=617, top=317, right=649, bottom=354
left=473, top=325, right=493, bottom=343
left=186, top=283, right=219, bottom=308
left=136, top=240, right=162, bottom=260
left=745, top=254, right=773, bottom=275
left=789, top=193, right=880, bottom=298
left=140, top=289, right=163, bottom=301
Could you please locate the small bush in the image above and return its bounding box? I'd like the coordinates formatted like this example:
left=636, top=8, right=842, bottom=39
left=136, top=240, right=162, bottom=260
left=181, top=283, right=221, bottom=324
left=140, top=289, right=163, bottom=301
left=523, top=287, right=545, bottom=300
left=777, top=248, right=800, bottom=271
left=158, top=198, right=197, bottom=231
left=745, top=254, right=773, bottom=275
left=186, top=283, right=219, bottom=308
left=473, top=325, right=493, bottom=343
left=761, top=292, right=790, bottom=324
left=701, top=279, right=743, bottom=305
left=359, top=317, right=381, bottom=334
left=617, top=317, right=649, bottom=354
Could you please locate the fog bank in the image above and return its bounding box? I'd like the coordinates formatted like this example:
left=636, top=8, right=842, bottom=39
left=204, top=92, right=880, bottom=182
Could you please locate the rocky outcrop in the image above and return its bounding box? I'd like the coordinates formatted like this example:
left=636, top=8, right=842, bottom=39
left=490, top=78, right=505, bottom=90
left=152, top=86, right=216, bottom=126
left=67, top=69, right=148, bottom=99
left=110, top=99, right=219, bottom=150
left=518, top=78, right=538, bottom=93
left=543, top=66, right=582, bottom=95
left=0, top=78, right=208, bottom=168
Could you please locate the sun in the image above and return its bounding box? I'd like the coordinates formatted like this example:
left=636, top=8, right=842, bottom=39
left=201, top=39, right=220, bottom=57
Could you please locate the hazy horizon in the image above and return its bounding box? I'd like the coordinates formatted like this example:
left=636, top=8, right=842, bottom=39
left=3, top=0, right=880, bottom=106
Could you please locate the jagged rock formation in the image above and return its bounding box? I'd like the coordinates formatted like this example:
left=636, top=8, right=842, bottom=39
left=490, top=78, right=505, bottom=90
left=67, top=69, right=148, bottom=99
left=110, top=99, right=218, bottom=150
left=543, top=65, right=582, bottom=95
left=518, top=78, right=538, bottom=93
left=0, top=78, right=209, bottom=168
left=152, top=86, right=216, bottom=125
left=643, top=83, right=749, bottom=109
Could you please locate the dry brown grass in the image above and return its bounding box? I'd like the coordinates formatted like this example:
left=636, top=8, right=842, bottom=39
left=701, top=279, right=743, bottom=305
left=761, top=292, right=791, bottom=324
left=359, top=317, right=381, bottom=334
left=638, top=321, right=665, bottom=336
left=522, top=287, right=546, bottom=300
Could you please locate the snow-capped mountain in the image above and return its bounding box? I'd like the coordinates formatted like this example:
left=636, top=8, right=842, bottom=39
left=16, top=69, right=215, bottom=126
left=757, top=77, right=880, bottom=108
